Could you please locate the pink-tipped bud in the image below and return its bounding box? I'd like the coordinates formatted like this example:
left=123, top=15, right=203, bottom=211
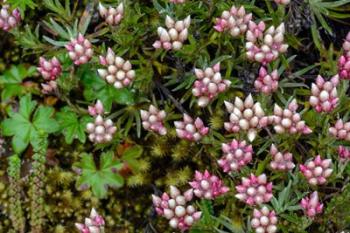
left=66, top=34, right=93, bottom=65
left=300, top=192, right=323, bottom=218
left=189, top=170, right=229, bottom=199
left=235, top=173, right=273, bottom=206
left=299, top=156, right=333, bottom=185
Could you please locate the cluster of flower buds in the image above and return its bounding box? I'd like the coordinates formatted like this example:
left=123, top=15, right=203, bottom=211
left=86, top=100, right=116, bottom=143
left=269, top=144, right=295, bottom=171
left=153, top=15, right=191, bottom=51
left=169, top=0, right=186, bottom=3
left=192, top=63, right=231, bottom=107
left=213, top=6, right=252, bottom=37
left=274, top=0, right=290, bottom=5
left=254, top=67, right=279, bottom=94
left=65, top=33, right=93, bottom=65
left=224, top=94, right=267, bottom=141
left=309, top=75, right=339, bottom=113
left=300, top=191, right=323, bottom=218
left=174, top=114, right=209, bottom=142
left=140, top=105, right=167, bottom=135
left=329, top=119, right=350, bottom=141
left=152, top=186, right=201, bottom=231
left=218, top=139, right=253, bottom=173
left=98, top=48, right=135, bottom=89
left=98, top=3, right=124, bottom=26
left=246, top=22, right=288, bottom=64
left=338, top=32, right=350, bottom=80
left=0, top=4, right=20, bottom=31
left=41, top=81, right=58, bottom=95
left=271, top=99, right=312, bottom=135
left=235, top=174, right=273, bottom=206
left=338, top=146, right=350, bottom=162
left=189, top=170, right=229, bottom=199
left=251, top=206, right=278, bottom=233
left=37, top=57, right=62, bottom=81
left=75, top=208, right=105, bottom=233
left=299, top=155, right=333, bottom=185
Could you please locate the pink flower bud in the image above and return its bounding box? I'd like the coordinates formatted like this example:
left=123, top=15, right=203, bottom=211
left=37, top=57, right=62, bottom=80
left=99, top=3, right=124, bottom=26
left=0, top=5, right=21, bottom=31
left=251, top=206, right=278, bottom=233
left=75, top=208, right=104, bottom=233
left=269, top=144, right=295, bottom=171
left=66, top=34, right=93, bottom=65
left=214, top=5, right=251, bottom=37
left=309, top=75, right=339, bottom=112
left=329, top=119, right=350, bottom=141
left=189, top=170, right=229, bottom=199
left=338, top=145, right=350, bottom=162
left=152, top=186, right=201, bottom=231
left=218, top=139, right=253, bottom=173
left=224, top=95, right=266, bottom=141
left=299, top=155, right=333, bottom=185
left=246, top=22, right=287, bottom=64
left=140, top=105, right=167, bottom=135
left=174, top=114, right=209, bottom=142
left=300, top=191, right=323, bottom=218
left=154, top=15, right=190, bottom=51
left=255, top=67, right=279, bottom=94
left=235, top=174, right=273, bottom=206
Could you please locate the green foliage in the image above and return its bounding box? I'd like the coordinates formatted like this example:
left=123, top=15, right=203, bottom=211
left=56, top=107, right=91, bottom=144
left=74, top=151, right=124, bottom=199
left=7, top=0, right=36, bottom=16
left=0, top=65, right=37, bottom=100
left=1, top=95, right=59, bottom=153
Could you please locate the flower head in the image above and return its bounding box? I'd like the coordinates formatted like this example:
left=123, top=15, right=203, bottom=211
left=0, top=4, right=20, bottom=31
left=189, top=170, right=229, bottom=199
left=192, top=63, right=231, bottom=107
left=254, top=67, right=279, bottom=94
left=153, top=15, right=191, bottom=51
left=97, top=48, right=135, bottom=89
left=329, top=119, right=350, bottom=141
left=99, top=2, right=124, bottom=26
left=246, top=22, right=288, bottom=64
left=251, top=206, right=278, bottom=233
left=224, top=94, right=267, bottom=141
left=218, top=139, right=253, bottom=173
left=299, top=155, right=333, bottom=185
left=214, top=6, right=252, bottom=37
left=152, top=186, right=201, bottom=231
left=309, top=75, right=339, bottom=113
left=140, top=105, right=167, bottom=135
left=235, top=174, right=273, bottom=206
left=65, top=33, right=93, bottom=65
left=271, top=99, right=312, bottom=134
left=269, top=144, right=295, bottom=171
left=300, top=191, right=323, bottom=218
left=37, top=57, right=62, bottom=80
left=174, top=114, right=209, bottom=142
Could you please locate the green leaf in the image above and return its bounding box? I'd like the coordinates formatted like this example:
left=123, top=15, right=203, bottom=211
left=18, top=94, right=37, bottom=119
left=1, top=95, right=58, bottom=153
left=121, top=145, right=143, bottom=171
left=56, top=108, right=90, bottom=144
left=0, top=65, right=36, bottom=100
left=75, top=152, right=124, bottom=199
left=33, top=106, right=60, bottom=133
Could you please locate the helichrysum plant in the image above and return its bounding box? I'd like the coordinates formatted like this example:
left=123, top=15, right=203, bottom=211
left=1, top=0, right=350, bottom=232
